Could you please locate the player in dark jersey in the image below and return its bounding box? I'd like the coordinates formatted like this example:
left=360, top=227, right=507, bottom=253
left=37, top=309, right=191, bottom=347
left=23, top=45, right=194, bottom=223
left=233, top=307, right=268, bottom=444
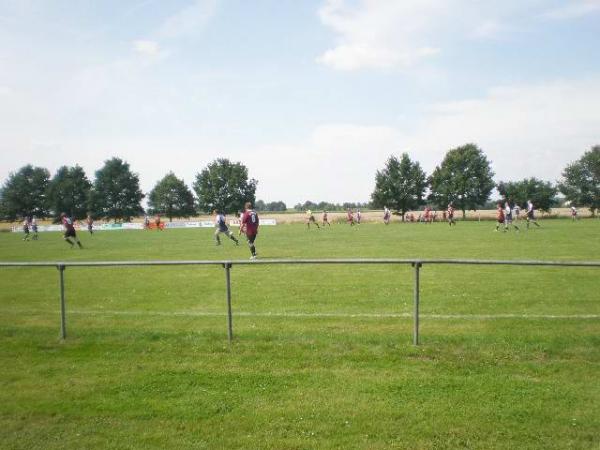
left=240, top=202, right=259, bottom=260
left=322, top=210, right=331, bottom=227
left=495, top=203, right=505, bottom=232
left=347, top=209, right=355, bottom=226
left=214, top=210, right=239, bottom=246
left=60, top=212, right=83, bottom=248
left=447, top=203, right=456, bottom=226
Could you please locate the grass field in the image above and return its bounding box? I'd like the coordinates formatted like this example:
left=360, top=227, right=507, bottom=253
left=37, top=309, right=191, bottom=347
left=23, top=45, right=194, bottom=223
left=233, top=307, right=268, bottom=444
left=1, top=219, right=599, bottom=449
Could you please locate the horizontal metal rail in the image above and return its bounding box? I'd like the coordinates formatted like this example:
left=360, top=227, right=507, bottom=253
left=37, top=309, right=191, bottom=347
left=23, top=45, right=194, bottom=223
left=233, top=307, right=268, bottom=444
left=1, top=259, right=598, bottom=344
left=1, top=259, right=599, bottom=267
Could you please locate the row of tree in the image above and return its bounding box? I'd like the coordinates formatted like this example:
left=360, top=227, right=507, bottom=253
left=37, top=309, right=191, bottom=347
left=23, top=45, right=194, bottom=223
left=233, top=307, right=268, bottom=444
left=1, top=145, right=597, bottom=222
left=370, top=144, right=599, bottom=219
left=0, top=158, right=258, bottom=222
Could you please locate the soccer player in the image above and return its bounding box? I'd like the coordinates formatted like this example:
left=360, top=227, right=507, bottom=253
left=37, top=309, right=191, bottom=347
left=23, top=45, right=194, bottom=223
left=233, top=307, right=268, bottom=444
left=86, top=214, right=94, bottom=235
left=240, top=202, right=259, bottom=260
left=447, top=203, right=456, bottom=226
left=306, top=209, right=320, bottom=229
left=155, top=214, right=163, bottom=231
left=31, top=216, right=38, bottom=240
left=60, top=212, right=83, bottom=248
left=347, top=209, right=355, bottom=226
left=383, top=206, right=391, bottom=225
left=143, top=214, right=150, bottom=230
left=571, top=205, right=578, bottom=221
left=525, top=200, right=541, bottom=229
left=322, top=210, right=331, bottom=227
left=356, top=209, right=362, bottom=224
left=22, top=217, right=30, bottom=241
left=214, top=210, right=239, bottom=246
left=423, top=206, right=432, bottom=224
left=504, top=201, right=519, bottom=232
left=495, top=203, right=505, bottom=232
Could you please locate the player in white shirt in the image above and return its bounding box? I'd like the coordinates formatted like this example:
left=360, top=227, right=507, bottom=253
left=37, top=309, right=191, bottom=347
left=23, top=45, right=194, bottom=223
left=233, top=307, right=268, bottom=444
left=525, top=200, right=541, bottom=229
left=383, top=206, right=391, bottom=225
left=570, top=206, right=578, bottom=221
left=504, top=201, right=519, bottom=232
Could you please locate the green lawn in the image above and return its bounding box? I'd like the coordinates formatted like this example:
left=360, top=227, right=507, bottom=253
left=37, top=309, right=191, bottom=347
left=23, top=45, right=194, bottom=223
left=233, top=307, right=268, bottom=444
left=1, top=219, right=599, bottom=449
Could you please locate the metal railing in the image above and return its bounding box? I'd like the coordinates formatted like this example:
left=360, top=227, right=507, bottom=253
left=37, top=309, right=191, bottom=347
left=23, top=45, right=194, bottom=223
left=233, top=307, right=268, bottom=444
left=1, top=259, right=599, bottom=345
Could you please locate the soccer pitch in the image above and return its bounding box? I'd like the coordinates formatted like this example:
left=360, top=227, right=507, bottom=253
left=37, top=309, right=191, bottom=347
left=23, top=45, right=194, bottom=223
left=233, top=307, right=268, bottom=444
left=1, top=220, right=599, bottom=449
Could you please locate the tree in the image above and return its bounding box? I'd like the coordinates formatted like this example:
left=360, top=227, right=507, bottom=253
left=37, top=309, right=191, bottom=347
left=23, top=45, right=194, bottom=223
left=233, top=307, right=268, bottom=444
left=497, top=178, right=558, bottom=213
left=559, top=146, right=600, bottom=216
left=255, top=200, right=267, bottom=211
left=147, top=172, right=196, bottom=221
left=89, top=158, right=144, bottom=222
left=193, top=159, right=257, bottom=214
left=0, top=165, right=50, bottom=220
left=46, top=165, right=92, bottom=222
left=429, top=144, right=495, bottom=218
left=371, top=153, right=427, bottom=220
left=267, top=201, right=287, bottom=211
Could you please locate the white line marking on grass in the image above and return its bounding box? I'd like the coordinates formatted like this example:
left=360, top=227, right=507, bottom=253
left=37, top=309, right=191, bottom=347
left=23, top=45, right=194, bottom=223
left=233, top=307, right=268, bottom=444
left=7, top=309, right=599, bottom=320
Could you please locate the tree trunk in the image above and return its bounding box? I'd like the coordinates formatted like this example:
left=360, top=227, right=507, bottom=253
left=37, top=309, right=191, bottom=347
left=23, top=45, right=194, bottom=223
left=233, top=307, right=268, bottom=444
left=462, top=209, right=466, bottom=220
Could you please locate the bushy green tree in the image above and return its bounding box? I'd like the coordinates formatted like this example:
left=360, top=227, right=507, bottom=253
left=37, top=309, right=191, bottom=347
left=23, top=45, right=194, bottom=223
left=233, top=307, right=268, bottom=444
left=148, top=172, right=196, bottom=221
left=559, top=146, right=600, bottom=216
left=429, top=144, right=495, bottom=218
left=89, top=158, right=144, bottom=222
left=497, top=178, right=558, bottom=212
left=193, top=159, right=257, bottom=214
left=46, top=165, right=92, bottom=221
left=266, top=201, right=287, bottom=211
left=0, top=165, right=50, bottom=220
left=371, top=153, right=427, bottom=220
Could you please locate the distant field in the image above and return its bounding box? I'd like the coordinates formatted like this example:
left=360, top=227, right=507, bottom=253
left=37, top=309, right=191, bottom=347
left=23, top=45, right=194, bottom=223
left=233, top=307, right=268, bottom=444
left=1, top=219, right=599, bottom=449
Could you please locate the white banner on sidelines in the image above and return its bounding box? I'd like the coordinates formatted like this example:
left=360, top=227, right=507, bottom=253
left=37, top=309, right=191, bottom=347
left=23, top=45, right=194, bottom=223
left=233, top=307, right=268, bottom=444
left=12, top=218, right=276, bottom=232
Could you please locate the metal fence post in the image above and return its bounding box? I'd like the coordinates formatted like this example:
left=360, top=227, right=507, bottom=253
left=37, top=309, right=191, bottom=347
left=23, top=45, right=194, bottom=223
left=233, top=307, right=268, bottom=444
left=224, top=263, right=233, bottom=343
left=57, top=265, right=66, bottom=340
left=412, top=262, right=421, bottom=345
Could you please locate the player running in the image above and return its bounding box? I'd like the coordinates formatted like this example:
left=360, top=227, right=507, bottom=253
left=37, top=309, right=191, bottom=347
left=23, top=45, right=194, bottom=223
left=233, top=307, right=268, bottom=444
left=504, top=201, right=520, bottom=232
left=240, top=202, right=259, bottom=260
left=495, top=203, right=505, bottom=232
left=356, top=209, right=362, bottom=224
left=31, top=216, right=38, bottom=240
left=571, top=205, right=578, bottom=221
left=347, top=209, right=355, bottom=226
left=86, top=214, right=94, bottom=235
left=447, top=203, right=456, bottom=226
left=214, top=210, right=239, bottom=246
left=525, top=200, right=541, bottom=229
left=22, top=217, right=30, bottom=241
left=306, top=209, right=320, bottom=229
left=60, top=213, right=83, bottom=248
left=322, top=210, right=331, bottom=227
left=383, top=206, right=391, bottom=225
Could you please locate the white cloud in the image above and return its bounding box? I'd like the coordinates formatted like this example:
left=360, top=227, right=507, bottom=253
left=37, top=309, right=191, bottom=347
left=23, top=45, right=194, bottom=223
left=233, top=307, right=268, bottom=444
left=253, top=77, right=600, bottom=204
left=316, top=0, right=565, bottom=71
left=403, top=78, right=600, bottom=182
left=316, top=0, right=449, bottom=71
left=542, top=0, right=600, bottom=20
left=132, top=39, right=161, bottom=56
left=0, top=86, right=12, bottom=96
left=158, top=0, right=218, bottom=39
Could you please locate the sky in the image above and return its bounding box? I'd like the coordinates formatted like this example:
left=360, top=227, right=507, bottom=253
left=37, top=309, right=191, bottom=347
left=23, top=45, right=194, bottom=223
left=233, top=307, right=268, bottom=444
left=1, top=0, right=600, bottom=206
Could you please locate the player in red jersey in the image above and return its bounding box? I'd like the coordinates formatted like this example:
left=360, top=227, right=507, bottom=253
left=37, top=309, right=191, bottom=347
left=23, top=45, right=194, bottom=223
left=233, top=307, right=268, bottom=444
left=447, top=203, right=456, bottom=226
left=60, top=212, right=83, bottom=248
left=495, top=203, right=505, bottom=232
left=347, top=209, right=355, bottom=226
left=240, top=202, right=259, bottom=260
